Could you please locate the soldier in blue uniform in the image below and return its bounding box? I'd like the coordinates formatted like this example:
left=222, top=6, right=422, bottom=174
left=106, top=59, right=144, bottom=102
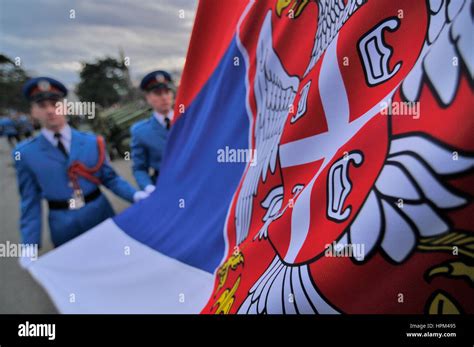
left=130, top=70, right=175, bottom=192
left=16, top=113, right=35, bottom=139
left=0, top=116, right=8, bottom=136
left=13, top=77, right=149, bottom=266
left=1, top=116, right=20, bottom=147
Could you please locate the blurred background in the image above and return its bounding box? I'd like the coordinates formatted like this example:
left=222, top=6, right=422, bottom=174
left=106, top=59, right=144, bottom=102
left=0, top=0, right=197, bottom=313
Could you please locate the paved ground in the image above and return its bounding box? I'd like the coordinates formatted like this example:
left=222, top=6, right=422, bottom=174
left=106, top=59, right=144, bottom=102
left=0, top=137, right=136, bottom=313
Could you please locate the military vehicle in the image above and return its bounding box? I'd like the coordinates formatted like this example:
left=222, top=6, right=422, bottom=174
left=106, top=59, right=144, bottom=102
left=83, top=101, right=151, bottom=160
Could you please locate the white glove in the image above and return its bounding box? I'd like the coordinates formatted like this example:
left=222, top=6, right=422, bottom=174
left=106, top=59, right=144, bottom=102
left=144, top=185, right=156, bottom=194
left=18, top=245, right=37, bottom=270
left=133, top=190, right=150, bottom=202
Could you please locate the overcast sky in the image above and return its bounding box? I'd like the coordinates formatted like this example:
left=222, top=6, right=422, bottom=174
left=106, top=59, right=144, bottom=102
left=0, top=0, right=197, bottom=89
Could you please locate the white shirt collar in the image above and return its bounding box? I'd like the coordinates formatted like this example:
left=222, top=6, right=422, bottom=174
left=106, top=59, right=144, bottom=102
left=153, top=110, right=173, bottom=128
left=41, top=124, right=72, bottom=153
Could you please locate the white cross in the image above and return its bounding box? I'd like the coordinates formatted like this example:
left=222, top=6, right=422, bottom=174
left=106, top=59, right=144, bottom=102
left=278, top=34, right=398, bottom=263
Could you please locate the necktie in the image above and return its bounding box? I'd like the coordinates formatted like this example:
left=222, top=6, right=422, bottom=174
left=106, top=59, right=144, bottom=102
left=164, top=117, right=171, bottom=130
left=54, top=132, right=68, bottom=157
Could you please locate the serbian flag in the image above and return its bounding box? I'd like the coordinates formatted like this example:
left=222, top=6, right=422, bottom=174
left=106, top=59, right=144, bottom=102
left=29, top=0, right=473, bottom=314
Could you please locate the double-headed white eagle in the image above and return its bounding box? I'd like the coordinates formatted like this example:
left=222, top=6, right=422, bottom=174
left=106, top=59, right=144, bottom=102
left=234, top=0, right=473, bottom=314
left=235, top=0, right=365, bottom=245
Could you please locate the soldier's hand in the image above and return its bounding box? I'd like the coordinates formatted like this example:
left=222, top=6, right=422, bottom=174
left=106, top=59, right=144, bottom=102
left=144, top=185, right=156, bottom=194
left=133, top=190, right=150, bottom=202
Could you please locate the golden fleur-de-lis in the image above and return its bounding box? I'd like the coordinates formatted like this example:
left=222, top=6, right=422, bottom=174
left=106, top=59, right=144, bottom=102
left=215, top=250, right=244, bottom=293
left=213, top=276, right=241, bottom=314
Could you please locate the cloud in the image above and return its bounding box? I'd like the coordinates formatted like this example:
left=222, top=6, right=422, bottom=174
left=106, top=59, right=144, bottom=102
left=0, top=0, right=197, bottom=88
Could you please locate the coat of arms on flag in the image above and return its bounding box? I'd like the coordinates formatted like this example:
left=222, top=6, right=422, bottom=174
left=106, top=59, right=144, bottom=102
left=202, top=0, right=474, bottom=314
left=27, top=0, right=472, bottom=315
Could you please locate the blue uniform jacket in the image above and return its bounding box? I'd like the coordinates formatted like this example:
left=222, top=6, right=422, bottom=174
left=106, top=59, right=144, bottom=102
left=13, top=128, right=137, bottom=247
left=130, top=115, right=169, bottom=189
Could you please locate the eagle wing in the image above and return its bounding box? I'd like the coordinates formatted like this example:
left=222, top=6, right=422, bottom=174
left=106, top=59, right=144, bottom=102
left=235, top=11, right=299, bottom=245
